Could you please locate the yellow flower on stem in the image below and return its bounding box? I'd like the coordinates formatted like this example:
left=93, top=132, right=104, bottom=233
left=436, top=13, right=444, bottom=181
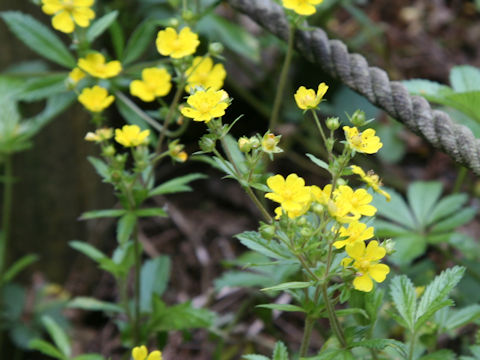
left=78, top=53, right=122, bottom=79
left=132, top=346, right=162, bottom=360
left=282, top=0, right=323, bottom=16
left=266, top=174, right=312, bottom=219
left=294, top=83, right=328, bottom=110
left=84, top=128, right=113, bottom=143
left=115, top=125, right=150, bottom=147
left=351, top=165, right=391, bottom=201
left=180, top=89, right=230, bottom=123
left=261, top=132, right=282, bottom=154
left=68, top=67, right=85, bottom=85
left=342, top=240, right=390, bottom=292
left=41, top=0, right=95, bottom=33
left=130, top=67, right=172, bottom=102
left=156, top=27, right=200, bottom=59
left=333, top=221, right=374, bottom=249
left=336, top=185, right=377, bottom=218
left=78, top=86, right=115, bottom=113
left=343, top=126, right=383, bottom=154
left=185, top=56, right=226, bottom=93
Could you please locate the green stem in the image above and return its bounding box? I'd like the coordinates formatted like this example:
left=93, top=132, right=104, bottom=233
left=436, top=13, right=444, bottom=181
left=269, top=23, right=296, bottom=130
left=133, top=223, right=141, bottom=344
left=299, top=316, right=315, bottom=357
left=407, top=332, right=416, bottom=360
left=311, top=110, right=331, bottom=161
left=321, top=284, right=347, bottom=348
left=156, top=76, right=186, bottom=154
left=115, top=91, right=164, bottom=133
left=0, top=155, right=13, bottom=279
left=453, top=166, right=467, bottom=193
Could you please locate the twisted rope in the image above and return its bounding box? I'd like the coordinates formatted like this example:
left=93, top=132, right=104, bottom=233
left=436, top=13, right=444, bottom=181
left=227, top=0, right=480, bottom=175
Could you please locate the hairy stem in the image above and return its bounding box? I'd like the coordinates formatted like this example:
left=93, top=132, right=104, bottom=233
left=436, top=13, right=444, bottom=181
left=133, top=223, right=141, bottom=344
left=299, top=316, right=315, bottom=357
left=0, top=155, right=13, bottom=279
left=322, top=284, right=347, bottom=348
left=269, top=23, right=295, bottom=130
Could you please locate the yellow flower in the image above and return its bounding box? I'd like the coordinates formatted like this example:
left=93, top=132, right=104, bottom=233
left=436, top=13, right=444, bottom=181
left=84, top=128, right=113, bottom=142
left=41, top=0, right=95, bottom=33
left=132, top=346, right=162, bottom=360
left=333, top=222, right=374, bottom=249
left=169, top=142, right=188, bottom=163
left=78, top=53, right=122, bottom=79
left=266, top=174, right=312, bottom=219
left=115, top=125, right=150, bottom=147
left=130, top=67, right=172, bottom=102
left=343, top=240, right=390, bottom=292
left=68, top=67, right=86, bottom=84
left=343, top=126, right=383, bottom=154
left=336, top=185, right=377, bottom=218
left=294, top=83, right=328, bottom=110
left=311, top=184, right=332, bottom=205
left=351, top=165, right=391, bottom=201
left=282, top=0, right=323, bottom=16
left=186, top=56, right=226, bottom=93
left=156, top=27, right=200, bottom=59
left=180, top=89, right=230, bottom=123
left=78, top=86, right=115, bottom=113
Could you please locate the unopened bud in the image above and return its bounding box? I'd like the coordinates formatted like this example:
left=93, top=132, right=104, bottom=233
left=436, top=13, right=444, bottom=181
left=168, top=18, right=179, bottom=28
left=312, top=203, right=324, bottom=215
left=350, top=109, right=366, bottom=127
left=238, top=137, right=252, bottom=152
left=260, top=224, right=276, bottom=240
left=300, top=227, right=312, bottom=237
left=249, top=136, right=260, bottom=149
left=102, top=145, right=116, bottom=157
left=383, top=239, right=395, bottom=255
left=296, top=217, right=307, bottom=226
left=199, top=134, right=217, bottom=153
left=208, top=42, right=224, bottom=56
left=182, top=10, right=195, bottom=21
left=326, top=117, right=340, bottom=131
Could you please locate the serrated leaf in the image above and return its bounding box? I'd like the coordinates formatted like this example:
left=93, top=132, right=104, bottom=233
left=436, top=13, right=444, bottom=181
left=261, top=281, right=312, bottom=292
left=149, top=300, right=215, bottom=331
left=390, top=275, right=417, bottom=331
left=257, top=304, right=305, bottom=313
left=67, top=297, right=123, bottom=313
left=41, top=316, right=71, bottom=357
left=450, top=65, right=480, bottom=92
left=1, top=12, right=76, bottom=68
left=122, top=19, right=157, bottom=65
left=415, top=266, right=465, bottom=327
left=419, top=349, right=456, bottom=360
left=69, top=241, right=108, bottom=263
left=236, top=231, right=290, bottom=260
left=86, top=11, right=118, bottom=43
left=407, top=181, right=443, bottom=228
left=29, top=339, right=65, bottom=360
left=427, top=193, right=468, bottom=225
left=272, top=341, right=289, bottom=360
left=442, top=304, right=480, bottom=331
left=80, top=209, right=126, bottom=220
left=351, top=339, right=407, bottom=357
left=149, top=173, right=206, bottom=196
left=243, top=355, right=270, bottom=360
left=117, top=212, right=137, bottom=244
left=430, top=207, right=476, bottom=233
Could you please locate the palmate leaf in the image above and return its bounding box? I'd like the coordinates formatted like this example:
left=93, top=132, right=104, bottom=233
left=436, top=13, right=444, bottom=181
left=272, top=341, right=289, bottom=360
left=1, top=12, right=76, bottom=68
left=406, top=182, right=442, bottom=228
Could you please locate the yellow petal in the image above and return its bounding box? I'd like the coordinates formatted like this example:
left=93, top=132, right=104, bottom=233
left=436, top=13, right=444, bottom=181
left=72, top=7, right=95, bottom=27
left=345, top=241, right=365, bottom=260
left=146, top=351, right=162, bottom=360
left=132, top=346, right=148, bottom=360
left=130, top=80, right=155, bottom=102
left=368, top=264, right=390, bottom=283
left=52, top=10, right=75, bottom=33
left=353, top=274, right=373, bottom=292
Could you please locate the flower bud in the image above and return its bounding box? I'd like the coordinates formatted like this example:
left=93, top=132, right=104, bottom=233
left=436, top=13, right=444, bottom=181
left=261, top=132, right=282, bottom=154
left=383, top=239, right=395, bottom=255
left=326, top=117, right=340, bottom=130
left=102, top=145, right=116, bottom=157
left=249, top=136, right=260, bottom=149
left=312, top=203, right=324, bottom=215
left=182, top=10, right=195, bottom=21
left=208, top=42, right=224, bottom=56
left=350, top=109, right=366, bottom=127
left=238, top=137, right=252, bottom=153
left=199, top=134, right=217, bottom=153
left=260, top=224, right=276, bottom=240
left=168, top=18, right=179, bottom=28
left=300, top=227, right=312, bottom=237
left=296, top=217, right=307, bottom=226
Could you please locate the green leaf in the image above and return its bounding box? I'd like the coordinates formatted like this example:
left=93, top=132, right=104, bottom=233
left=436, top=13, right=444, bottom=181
left=372, top=188, right=416, bottom=229
left=351, top=339, right=407, bottom=357
left=73, top=355, right=106, bottom=360
left=149, top=299, right=215, bottom=331
left=427, top=193, right=468, bottom=225
left=115, top=93, right=157, bottom=140
left=140, top=256, right=171, bottom=312
left=407, top=182, right=443, bottom=228
left=389, top=234, right=427, bottom=266
left=390, top=275, right=417, bottom=331
left=1, top=254, right=38, bottom=284
left=135, top=207, right=168, bottom=217
left=336, top=308, right=369, bottom=319
left=86, top=11, right=119, bottom=43
left=430, top=207, right=476, bottom=233
left=69, top=241, right=108, bottom=263
left=243, top=355, right=270, bottom=360
left=236, top=231, right=290, bottom=260
left=122, top=19, right=157, bottom=65
left=67, top=297, right=123, bottom=313
left=149, top=173, right=206, bottom=196
left=306, top=153, right=330, bottom=172
left=1, top=12, right=76, bottom=68
left=222, top=134, right=248, bottom=174
left=41, top=315, right=71, bottom=357
left=419, top=349, right=456, bottom=360
left=261, top=281, right=312, bottom=292
left=17, top=74, right=68, bottom=102
left=403, top=79, right=453, bottom=102
left=442, top=91, right=480, bottom=123
left=442, top=304, right=480, bottom=331
left=450, top=65, right=480, bottom=92
left=256, top=304, right=305, bottom=313
left=373, top=219, right=411, bottom=237
left=87, top=157, right=110, bottom=180
left=80, top=209, right=126, bottom=220
left=117, top=212, right=137, bottom=244
left=415, top=266, right=465, bottom=329
left=29, top=339, right=65, bottom=360
left=308, top=349, right=355, bottom=360
left=215, top=270, right=273, bottom=290
left=272, top=341, right=289, bottom=360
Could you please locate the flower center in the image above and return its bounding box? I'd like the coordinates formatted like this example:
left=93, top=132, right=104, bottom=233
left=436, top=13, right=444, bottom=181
left=351, top=134, right=363, bottom=147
